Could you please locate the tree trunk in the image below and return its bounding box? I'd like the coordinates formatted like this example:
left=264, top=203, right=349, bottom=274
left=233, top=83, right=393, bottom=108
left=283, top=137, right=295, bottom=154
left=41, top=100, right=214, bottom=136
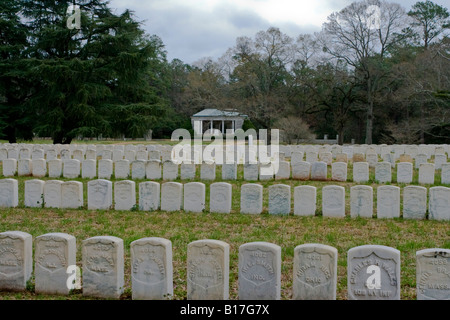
left=6, top=126, right=16, bottom=144
left=365, top=79, right=374, bottom=144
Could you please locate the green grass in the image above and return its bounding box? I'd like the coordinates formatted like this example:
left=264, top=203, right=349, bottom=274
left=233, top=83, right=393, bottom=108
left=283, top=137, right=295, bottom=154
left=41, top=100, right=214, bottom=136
left=0, top=158, right=449, bottom=300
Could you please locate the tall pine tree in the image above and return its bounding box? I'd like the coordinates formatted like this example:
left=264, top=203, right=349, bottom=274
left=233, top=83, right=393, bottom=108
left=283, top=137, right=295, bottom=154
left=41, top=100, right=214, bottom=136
left=21, top=0, right=167, bottom=143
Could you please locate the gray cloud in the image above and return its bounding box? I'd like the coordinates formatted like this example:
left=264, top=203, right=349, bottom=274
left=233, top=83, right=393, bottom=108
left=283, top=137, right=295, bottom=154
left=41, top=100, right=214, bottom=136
left=109, top=0, right=449, bottom=64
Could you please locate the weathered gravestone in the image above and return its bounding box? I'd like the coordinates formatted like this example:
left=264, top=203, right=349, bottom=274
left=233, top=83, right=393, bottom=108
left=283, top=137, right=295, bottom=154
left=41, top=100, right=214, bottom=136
left=0, top=179, right=19, bottom=208
left=347, top=245, right=400, bottom=300
left=375, top=162, right=391, bottom=183
left=200, top=162, right=216, bottom=180
left=61, top=181, right=83, bottom=209
left=376, top=186, right=400, bottom=219
left=47, top=159, right=62, bottom=178
left=34, top=233, right=76, bottom=295
left=98, top=159, right=113, bottom=179
left=114, top=180, right=136, bottom=211
left=88, top=179, right=113, bottom=210
left=139, top=181, right=160, bottom=211
left=353, top=162, right=369, bottom=183
left=24, top=179, right=45, bottom=208
left=238, top=242, right=281, bottom=300
left=163, top=160, right=178, bottom=180
left=240, top=184, right=263, bottom=215
left=442, top=163, right=450, bottom=184
left=294, top=185, right=316, bottom=216
left=243, top=163, right=258, bottom=181
left=82, top=236, right=124, bottom=299
left=416, top=248, right=450, bottom=300
left=180, top=163, right=196, bottom=180
left=82, top=159, right=97, bottom=179
left=274, top=161, right=290, bottom=180
left=187, top=239, right=230, bottom=300
left=268, top=184, right=291, bottom=215
left=403, top=186, right=427, bottom=220
left=63, top=159, right=80, bottom=178
left=130, top=237, right=173, bottom=300
left=160, top=182, right=183, bottom=212
left=222, top=163, right=237, bottom=180
left=114, top=159, right=130, bottom=179
left=0, top=231, right=33, bottom=291
left=17, top=159, right=32, bottom=176
left=331, top=162, right=347, bottom=182
left=429, top=186, right=450, bottom=221
left=259, top=162, right=273, bottom=181
left=2, top=159, right=17, bottom=177
left=292, top=244, right=338, bottom=300
left=292, top=161, right=311, bottom=180
left=44, top=180, right=62, bottom=208
left=396, top=162, right=413, bottom=183
left=32, top=159, right=47, bottom=178
left=415, top=153, right=428, bottom=169
left=322, top=185, right=345, bottom=218
left=350, top=185, right=373, bottom=218
left=310, top=161, right=327, bottom=181
left=418, top=163, right=435, bottom=184
left=210, top=182, right=232, bottom=214
left=183, top=182, right=205, bottom=213
left=131, top=160, right=146, bottom=180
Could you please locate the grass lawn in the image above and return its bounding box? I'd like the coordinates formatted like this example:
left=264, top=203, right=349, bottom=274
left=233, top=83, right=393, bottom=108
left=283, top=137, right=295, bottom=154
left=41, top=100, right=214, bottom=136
left=0, top=156, right=449, bottom=300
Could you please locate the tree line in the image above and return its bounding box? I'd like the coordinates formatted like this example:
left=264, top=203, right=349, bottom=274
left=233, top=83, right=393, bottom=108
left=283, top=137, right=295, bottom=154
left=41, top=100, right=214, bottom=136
left=0, top=0, right=449, bottom=145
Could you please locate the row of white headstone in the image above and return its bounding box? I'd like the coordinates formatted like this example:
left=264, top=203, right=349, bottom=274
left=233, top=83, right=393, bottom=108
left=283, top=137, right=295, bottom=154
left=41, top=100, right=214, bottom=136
left=2, top=158, right=450, bottom=184
left=0, top=231, right=448, bottom=300
left=1, top=178, right=449, bottom=220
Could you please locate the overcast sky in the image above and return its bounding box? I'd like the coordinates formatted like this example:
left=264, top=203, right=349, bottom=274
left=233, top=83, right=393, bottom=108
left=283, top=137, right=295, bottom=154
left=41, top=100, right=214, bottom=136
left=108, top=0, right=450, bottom=64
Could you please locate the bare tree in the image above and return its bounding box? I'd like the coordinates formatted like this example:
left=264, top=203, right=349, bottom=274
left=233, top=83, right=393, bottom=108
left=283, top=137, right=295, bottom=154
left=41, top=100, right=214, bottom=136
left=320, top=0, right=409, bottom=144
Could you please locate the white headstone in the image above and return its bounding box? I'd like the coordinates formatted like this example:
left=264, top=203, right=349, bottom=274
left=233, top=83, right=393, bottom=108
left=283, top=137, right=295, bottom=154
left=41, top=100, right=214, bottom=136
left=322, top=185, right=345, bottom=218
left=0, top=179, right=19, bottom=208
left=347, top=245, right=400, bottom=300
left=210, top=182, right=232, bottom=213
left=442, top=163, right=450, bottom=184
left=350, top=185, right=373, bottom=218
left=2, top=159, right=17, bottom=177
left=180, top=163, right=196, bottom=180
left=82, top=159, right=97, bottom=179
left=375, top=162, right=391, bottom=183
left=17, top=159, right=32, bottom=176
left=274, top=161, right=290, bottom=180
left=353, top=162, right=369, bottom=183
left=268, top=184, right=291, bottom=215
left=240, top=184, right=263, bottom=215
left=114, top=180, right=136, bottom=211
left=331, top=162, right=347, bottom=182
left=44, top=180, right=63, bottom=208
left=200, top=162, right=216, bottom=181
left=139, top=181, right=160, bottom=211
left=293, top=244, right=337, bottom=300
left=82, top=236, right=124, bottom=299
left=32, top=159, right=47, bottom=178
left=294, top=185, right=316, bottom=216
left=183, top=182, right=206, bottom=213
left=131, top=160, right=147, bottom=180
left=403, top=186, right=427, bottom=220
left=238, top=242, right=281, bottom=300
left=243, top=163, right=258, bottom=181
left=160, top=182, right=183, bottom=212
left=61, top=181, right=83, bottom=209
left=416, top=248, right=450, bottom=300
left=163, top=160, right=178, bottom=180
left=396, top=162, right=413, bottom=183
left=429, top=186, right=450, bottom=221
left=24, top=179, right=45, bottom=208
left=146, top=160, right=161, bottom=180
left=376, top=186, right=400, bottom=218
left=0, top=231, right=33, bottom=291
left=34, top=233, right=76, bottom=295
left=130, top=237, right=173, bottom=300
left=114, top=159, right=130, bottom=179
left=418, top=163, right=435, bottom=184
left=98, top=159, right=113, bottom=179
left=88, top=179, right=113, bottom=210
left=47, top=159, right=62, bottom=178
left=187, top=239, right=230, bottom=300
left=310, top=161, right=328, bottom=181
left=63, top=159, right=80, bottom=178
